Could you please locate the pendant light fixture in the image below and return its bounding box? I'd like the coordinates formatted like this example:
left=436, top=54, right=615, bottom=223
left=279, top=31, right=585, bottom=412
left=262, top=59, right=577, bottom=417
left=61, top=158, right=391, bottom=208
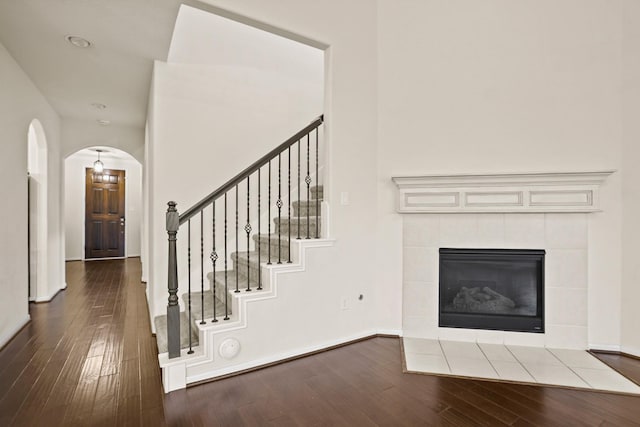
left=93, top=149, right=104, bottom=173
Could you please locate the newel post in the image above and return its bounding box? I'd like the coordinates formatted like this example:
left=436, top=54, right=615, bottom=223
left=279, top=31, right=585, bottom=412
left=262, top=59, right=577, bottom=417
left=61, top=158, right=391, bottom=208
left=166, top=201, right=181, bottom=358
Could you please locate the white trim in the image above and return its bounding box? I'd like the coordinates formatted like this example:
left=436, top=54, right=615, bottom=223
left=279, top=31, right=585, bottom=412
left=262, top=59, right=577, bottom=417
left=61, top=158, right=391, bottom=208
left=0, top=315, right=30, bottom=349
left=65, top=257, right=83, bottom=262
left=186, top=329, right=380, bottom=384
left=34, top=285, right=64, bottom=302
left=377, top=329, right=403, bottom=337
left=621, top=345, right=640, bottom=358
left=589, top=343, right=621, bottom=352
left=392, top=170, right=615, bottom=213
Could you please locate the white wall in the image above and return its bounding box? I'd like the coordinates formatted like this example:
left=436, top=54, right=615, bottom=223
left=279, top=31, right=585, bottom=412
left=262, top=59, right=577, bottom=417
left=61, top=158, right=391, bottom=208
left=621, top=0, right=640, bottom=356
left=64, top=152, right=142, bottom=261
left=0, top=41, right=64, bottom=347
left=377, top=0, right=625, bottom=348
left=148, top=0, right=379, bottom=348
left=61, top=118, right=145, bottom=163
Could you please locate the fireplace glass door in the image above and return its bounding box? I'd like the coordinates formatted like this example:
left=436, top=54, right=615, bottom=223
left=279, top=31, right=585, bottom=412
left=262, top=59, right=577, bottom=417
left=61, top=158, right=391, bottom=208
left=439, top=248, right=545, bottom=333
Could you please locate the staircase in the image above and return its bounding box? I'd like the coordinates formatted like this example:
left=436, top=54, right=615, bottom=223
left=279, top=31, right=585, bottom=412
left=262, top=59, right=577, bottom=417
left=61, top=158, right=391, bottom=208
left=153, top=117, right=335, bottom=395
left=154, top=185, right=324, bottom=353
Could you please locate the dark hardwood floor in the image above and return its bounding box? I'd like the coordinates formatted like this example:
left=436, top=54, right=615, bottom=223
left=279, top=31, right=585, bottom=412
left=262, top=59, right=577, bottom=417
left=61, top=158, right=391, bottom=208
left=1, top=258, right=640, bottom=426
left=0, top=259, right=164, bottom=427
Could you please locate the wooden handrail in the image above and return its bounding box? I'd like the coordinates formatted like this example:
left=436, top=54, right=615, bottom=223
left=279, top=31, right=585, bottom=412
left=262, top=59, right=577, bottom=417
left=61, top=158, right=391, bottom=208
left=178, top=115, right=324, bottom=225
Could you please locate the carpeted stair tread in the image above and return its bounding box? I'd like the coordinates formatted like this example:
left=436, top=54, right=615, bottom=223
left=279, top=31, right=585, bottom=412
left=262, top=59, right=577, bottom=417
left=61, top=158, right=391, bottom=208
left=154, top=311, right=199, bottom=354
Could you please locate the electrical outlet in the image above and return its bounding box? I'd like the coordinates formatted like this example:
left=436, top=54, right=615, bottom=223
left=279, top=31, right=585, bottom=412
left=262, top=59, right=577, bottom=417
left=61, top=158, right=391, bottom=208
left=341, top=297, right=349, bottom=310
left=340, top=192, right=350, bottom=205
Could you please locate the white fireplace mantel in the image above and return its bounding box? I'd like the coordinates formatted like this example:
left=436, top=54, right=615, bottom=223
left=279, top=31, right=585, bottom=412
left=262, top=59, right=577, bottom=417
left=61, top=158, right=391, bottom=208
left=392, top=170, right=615, bottom=213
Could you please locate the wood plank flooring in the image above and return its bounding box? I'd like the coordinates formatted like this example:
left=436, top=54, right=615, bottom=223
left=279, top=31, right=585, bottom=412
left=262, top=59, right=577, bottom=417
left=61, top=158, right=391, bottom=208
left=167, top=338, right=640, bottom=427
left=0, top=259, right=164, bottom=427
left=1, top=258, right=640, bottom=426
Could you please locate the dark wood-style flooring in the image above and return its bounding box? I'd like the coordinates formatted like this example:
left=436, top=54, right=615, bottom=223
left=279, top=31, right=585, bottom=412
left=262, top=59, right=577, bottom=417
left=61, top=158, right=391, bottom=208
left=1, top=259, right=640, bottom=426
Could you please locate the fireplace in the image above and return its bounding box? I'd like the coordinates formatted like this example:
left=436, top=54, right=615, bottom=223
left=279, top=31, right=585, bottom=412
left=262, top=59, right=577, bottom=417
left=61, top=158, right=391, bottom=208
left=439, top=248, right=545, bottom=333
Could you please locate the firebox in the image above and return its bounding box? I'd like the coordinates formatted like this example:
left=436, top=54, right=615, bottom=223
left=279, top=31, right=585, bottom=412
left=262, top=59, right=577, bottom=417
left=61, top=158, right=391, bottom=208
left=439, top=248, right=545, bottom=333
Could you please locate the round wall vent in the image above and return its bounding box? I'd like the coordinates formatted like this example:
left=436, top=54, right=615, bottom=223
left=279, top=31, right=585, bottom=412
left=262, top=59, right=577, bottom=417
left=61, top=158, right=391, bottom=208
left=219, top=338, right=241, bottom=359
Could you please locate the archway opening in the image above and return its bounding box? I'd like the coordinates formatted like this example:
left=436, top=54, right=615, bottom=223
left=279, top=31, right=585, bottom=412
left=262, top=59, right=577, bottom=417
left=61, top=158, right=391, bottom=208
left=64, top=147, right=143, bottom=262
left=27, top=119, right=48, bottom=302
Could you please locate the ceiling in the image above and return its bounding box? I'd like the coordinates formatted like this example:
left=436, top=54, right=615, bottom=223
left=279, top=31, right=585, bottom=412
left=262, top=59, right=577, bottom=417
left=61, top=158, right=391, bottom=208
left=0, top=0, right=186, bottom=129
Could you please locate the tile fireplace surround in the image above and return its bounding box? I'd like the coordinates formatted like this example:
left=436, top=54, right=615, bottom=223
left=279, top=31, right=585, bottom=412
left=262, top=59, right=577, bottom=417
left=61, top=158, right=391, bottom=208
left=393, top=171, right=614, bottom=350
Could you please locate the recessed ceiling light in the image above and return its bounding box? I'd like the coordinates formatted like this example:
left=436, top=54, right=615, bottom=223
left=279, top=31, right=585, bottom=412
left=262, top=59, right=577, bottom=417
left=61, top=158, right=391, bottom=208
left=65, top=35, right=91, bottom=48
left=91, top=103, right=106, bottom=110
left=97, top=119, right=111, bottom=126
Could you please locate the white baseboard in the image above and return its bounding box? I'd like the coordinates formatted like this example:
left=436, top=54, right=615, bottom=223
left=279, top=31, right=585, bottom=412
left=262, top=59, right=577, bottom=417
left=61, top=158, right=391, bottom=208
left=0, top=315, right=30, bottom=350
left=589, top=343, right=621, bottom=352
left=377, top=329, right=402, bottom=337
left=621, top=345, right=640, bottom=358
left=34, top=286, right=64, bottom=303
left=186, top=329, right=384, bottom=385
left=65, top=257, right=83, bottom=262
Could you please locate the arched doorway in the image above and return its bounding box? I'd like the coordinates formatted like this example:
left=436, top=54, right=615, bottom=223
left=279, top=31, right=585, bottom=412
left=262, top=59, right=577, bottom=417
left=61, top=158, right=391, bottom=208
left=27, top=119, right=48, bottom=301
left=64, top=147, right=143, bottom=262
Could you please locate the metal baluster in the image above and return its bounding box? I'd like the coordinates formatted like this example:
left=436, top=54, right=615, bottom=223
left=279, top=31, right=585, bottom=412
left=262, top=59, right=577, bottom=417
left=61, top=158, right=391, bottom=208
left=246, top=176, right=252, bottom=292
left=187, top=220, right=194, bottom=354
left=277, top=153, right=282, bottom=264
left=211, top=201, right=218, bottom=323
left=316, top=128, right=319, bottom=238
left=257, top=167, right=262, bottom=290
left=297, top=140, right=301, bottom=240
left=306, top=134, right=311, bottom=239
left=235, top=185, right=239, bottom=293
left=200, top=211, right=205, bottom=325
left=268, top=160, right=272, bottom=265
left=224, top=194, right=229, bottom=320
left=288, top=147, right=292, bottom=263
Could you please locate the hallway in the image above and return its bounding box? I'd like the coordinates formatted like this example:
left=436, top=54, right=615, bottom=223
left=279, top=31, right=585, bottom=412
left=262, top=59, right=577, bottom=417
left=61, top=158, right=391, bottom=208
left=0, top=259, right=164, bottom=426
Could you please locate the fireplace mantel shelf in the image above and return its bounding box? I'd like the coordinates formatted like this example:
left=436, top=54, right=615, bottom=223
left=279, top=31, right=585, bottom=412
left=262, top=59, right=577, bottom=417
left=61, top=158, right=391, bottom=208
left=392, top=170, right=615, bottom=213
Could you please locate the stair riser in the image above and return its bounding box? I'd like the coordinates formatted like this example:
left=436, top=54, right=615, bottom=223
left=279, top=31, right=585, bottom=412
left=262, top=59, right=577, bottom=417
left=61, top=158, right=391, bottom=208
left=211, top=277, right=233, bottom=307
left=275, top=220, right=321, bottom=238
left=252, top=234, right=291, bottom=260
left=292, top=201, right=321, bottom=217
left=183, top=288, right=232, bottom=320
left=232, top=256, right=263, bottom=285
left=257, top=240, right=290, bottom=261
left=311, top=186, right=323, bottom=201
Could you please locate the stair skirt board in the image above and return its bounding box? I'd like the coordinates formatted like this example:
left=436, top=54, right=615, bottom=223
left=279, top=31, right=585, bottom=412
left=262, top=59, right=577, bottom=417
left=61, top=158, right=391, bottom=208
left=158, top=237, right=336, bottom=392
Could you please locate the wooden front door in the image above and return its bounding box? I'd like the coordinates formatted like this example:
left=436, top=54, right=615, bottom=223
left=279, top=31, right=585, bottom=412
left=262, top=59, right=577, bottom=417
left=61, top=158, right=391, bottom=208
left=85, top=168, right=126, bottom=259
